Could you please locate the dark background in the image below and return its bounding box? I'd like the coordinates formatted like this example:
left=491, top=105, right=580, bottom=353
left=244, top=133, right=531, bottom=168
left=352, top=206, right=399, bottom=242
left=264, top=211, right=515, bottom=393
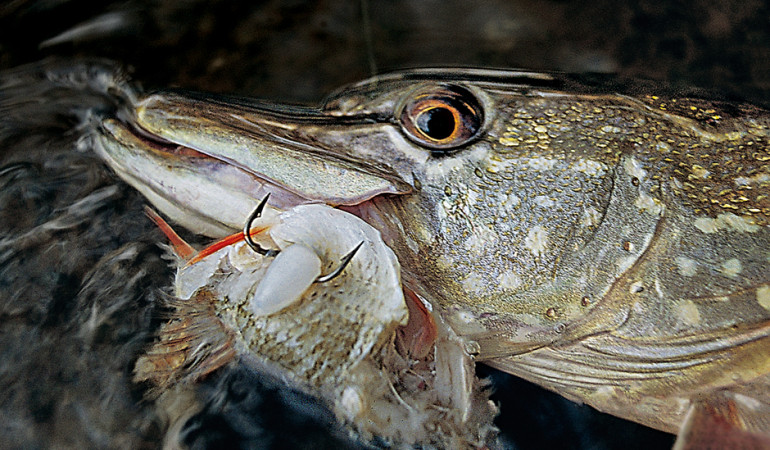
left=3, top=0, right=769, bottom=104
left=1, top=1, right=768, bottom=448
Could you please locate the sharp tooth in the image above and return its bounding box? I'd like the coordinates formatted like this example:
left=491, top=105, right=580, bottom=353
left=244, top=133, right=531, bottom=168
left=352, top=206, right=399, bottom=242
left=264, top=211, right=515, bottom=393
left=248, top=244, right=321, bottom=316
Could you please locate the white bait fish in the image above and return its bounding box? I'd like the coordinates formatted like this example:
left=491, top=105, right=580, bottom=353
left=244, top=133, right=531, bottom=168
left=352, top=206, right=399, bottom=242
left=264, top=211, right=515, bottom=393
left=134, top=203, right=497, bottom=447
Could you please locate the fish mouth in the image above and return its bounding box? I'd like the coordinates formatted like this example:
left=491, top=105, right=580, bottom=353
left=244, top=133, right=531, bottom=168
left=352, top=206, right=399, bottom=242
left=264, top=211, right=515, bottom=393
left=93, top=90, right=413, bottom=237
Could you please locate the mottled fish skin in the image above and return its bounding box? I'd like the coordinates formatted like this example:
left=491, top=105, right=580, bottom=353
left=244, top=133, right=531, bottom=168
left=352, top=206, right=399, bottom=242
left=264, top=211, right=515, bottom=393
left=94, top=69, right=770, bottom=441
left=331, top=76, right=770, bottom=435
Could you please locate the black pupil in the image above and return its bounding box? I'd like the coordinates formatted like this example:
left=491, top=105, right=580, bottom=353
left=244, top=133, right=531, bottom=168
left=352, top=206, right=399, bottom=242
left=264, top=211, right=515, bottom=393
left=417, top=107, right=455, bottom=140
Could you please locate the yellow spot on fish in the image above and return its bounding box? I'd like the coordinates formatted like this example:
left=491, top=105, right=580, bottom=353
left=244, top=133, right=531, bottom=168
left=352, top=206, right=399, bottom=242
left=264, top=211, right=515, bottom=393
left=499, top=136, right=520, bottom=146
left=757, top=285, right=770, bottom=311
left=677, top=300, right=701, bottom=326
left=720, top=258, right=743, bottom=277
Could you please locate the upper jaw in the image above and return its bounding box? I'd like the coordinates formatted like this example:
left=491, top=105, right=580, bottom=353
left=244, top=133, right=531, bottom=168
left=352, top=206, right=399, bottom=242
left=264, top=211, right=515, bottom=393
left=93, top=89, right=414, bottom=236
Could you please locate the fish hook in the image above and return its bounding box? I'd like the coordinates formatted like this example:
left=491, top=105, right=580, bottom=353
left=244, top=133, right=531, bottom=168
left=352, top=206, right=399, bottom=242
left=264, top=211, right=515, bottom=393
left=243, top=195, right=364, bottom=283
left=243, top=194, right=280, bottom=257
left=315, top=241, right=363, bottom=283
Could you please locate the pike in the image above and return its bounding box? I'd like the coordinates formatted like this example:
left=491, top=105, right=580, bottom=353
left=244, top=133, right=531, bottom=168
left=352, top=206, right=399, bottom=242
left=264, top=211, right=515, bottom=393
left=93, top=68, right=770, bottom=448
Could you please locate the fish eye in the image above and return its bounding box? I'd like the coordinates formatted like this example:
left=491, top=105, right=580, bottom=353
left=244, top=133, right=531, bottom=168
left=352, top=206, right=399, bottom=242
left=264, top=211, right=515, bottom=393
left=398, top=84, right=483, bottom=153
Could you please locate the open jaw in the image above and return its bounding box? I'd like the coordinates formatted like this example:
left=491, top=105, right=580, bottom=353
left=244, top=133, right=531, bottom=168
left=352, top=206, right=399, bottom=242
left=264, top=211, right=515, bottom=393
left=92, top=90, right=411, bottom=237
left=89, top=94, right=502, bottom=445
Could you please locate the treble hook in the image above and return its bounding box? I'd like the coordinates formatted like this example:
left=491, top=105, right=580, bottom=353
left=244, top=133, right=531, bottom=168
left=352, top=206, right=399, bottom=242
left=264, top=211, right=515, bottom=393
left=315, top=241, right=363, bottom=283
left=243, top=194, right=280, bottom=257
left=243, top=196, right=364, bottom=283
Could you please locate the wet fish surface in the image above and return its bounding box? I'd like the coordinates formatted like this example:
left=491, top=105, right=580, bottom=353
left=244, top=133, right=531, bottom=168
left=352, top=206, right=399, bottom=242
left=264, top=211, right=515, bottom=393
left=3, top=57, right=769, bottom=448
left=91, top=64, right=770, bottom=448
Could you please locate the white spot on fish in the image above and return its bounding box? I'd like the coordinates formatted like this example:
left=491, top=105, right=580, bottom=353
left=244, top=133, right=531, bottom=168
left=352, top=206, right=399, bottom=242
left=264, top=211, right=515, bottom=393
left=591, top=385, right=618, bottom=403
left=502, top=192, right=521, bottom=210
left=524, top=226, right=548, bottom=257
left=655, top=141, right=671, bottom=153
left=601, top=125, right=621, bottom=134
left=735, top=172, right=770, bottom=187
left=622, top=156, right=647, bottom=180
left=675, top=256, right=697, bottom=277
left=533, top=195, right=555, bottom=208
left=466, top=189, right=479, bottom=206
left=455, top=310, right=477, bottom=324
left=629, top=281, right=644, bottom=293
left=757, top=285, right=770, bottom=311
left=634, top=193, right=664, bottom=216
left=428, top=158, right=463, bottom=179
left=527, top=157, right=557, bottom=171
left=581, top=207, right=602, bottom=227
left=694, top=213, right=760, bottom=233
left=437, top=198, right=451, bottom=222
left=690, top=165, right=710, bottom=179
left=340, top=386, right=363, bottom=419
left=734, top=394, right=762, bottom=411
left=425, top=146, right=484, bottom=178
left=725, top=131, right=745, bottom=141
left=464, top=227, right=497, bottom=255
left=654, top=279, right=665, bottom=299
left=461, top=272, right=486, bottom=293
left=498, top=271, right=523, bottom=290
left=405, top=235, right=420, bottom=255
left=486, top=157, right=508, bottom=173
left=616, top=256, right=638, bottom=274
left=571, top=159, right=608, bottom=177
left=677, top=300, right=701, bottom=326
left=720, top=258, right=743, bottom=277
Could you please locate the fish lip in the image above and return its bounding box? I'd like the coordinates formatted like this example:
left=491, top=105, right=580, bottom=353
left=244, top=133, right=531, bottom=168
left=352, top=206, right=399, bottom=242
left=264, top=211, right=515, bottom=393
left=99, top=117, right=319, bottom=208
